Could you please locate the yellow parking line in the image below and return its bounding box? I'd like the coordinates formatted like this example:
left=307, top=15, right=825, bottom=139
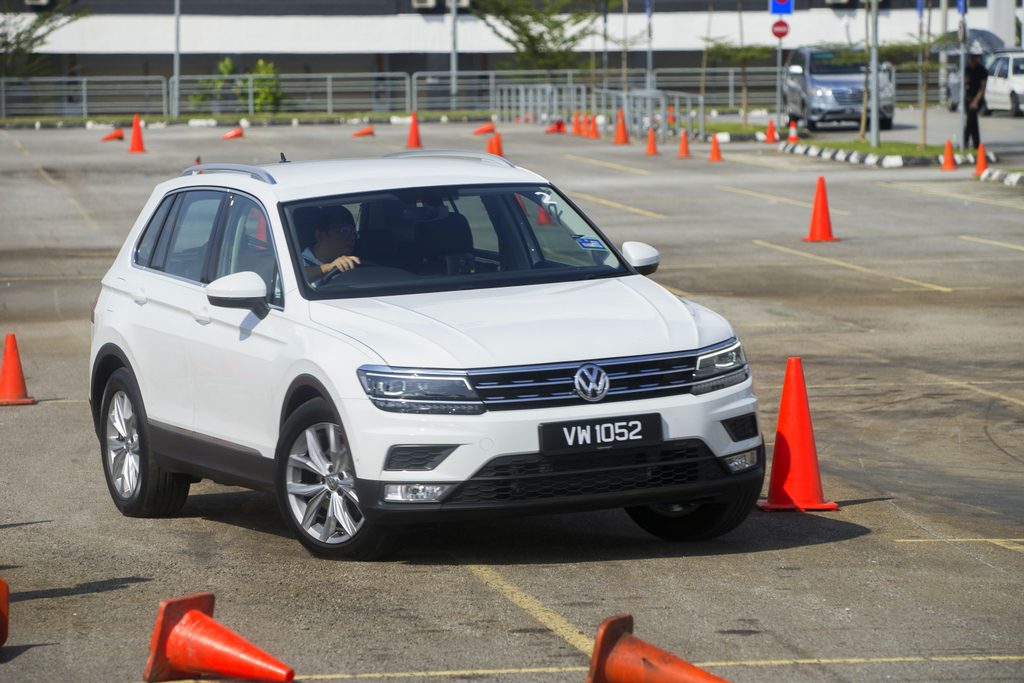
left=568, top=191, right=666, bottom=219
left=34, top=164, right=104, bottom=233
left=879, top=181, right=1024, bottom=212
left=715, top=184, right=852, bottom=216
left=564, top=154, right=650, bottom=175
left=959, top=235, right=1024, bottom=252
left=299, top=666, right=589, bottom=680
left=897, top=538, right=1024, bottom=553
left=752, top=239, right=954, bottom=293
left=466, top=564, right=593, bottom=655
left=930, top=376, right=1024, bottom=409
left=698, top=654, right=1024, bottom=668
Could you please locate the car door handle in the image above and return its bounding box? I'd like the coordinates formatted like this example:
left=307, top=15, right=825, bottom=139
left=192, top=307, right=211, bottom=325
left=131, top=288, right=147, bottom=305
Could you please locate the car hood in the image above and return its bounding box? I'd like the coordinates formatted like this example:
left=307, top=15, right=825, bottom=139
left=308, top=275, right=734, bottom=369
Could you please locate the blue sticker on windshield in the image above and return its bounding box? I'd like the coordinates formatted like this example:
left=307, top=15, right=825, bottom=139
left=577, top=237, right=607, bottom=250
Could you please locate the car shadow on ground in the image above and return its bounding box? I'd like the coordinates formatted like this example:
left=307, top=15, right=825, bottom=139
left=179, top=489, right=291, bottom=539
left=8, top=576, right=151, bottom=603
left=395, top=506, right=872, bottom=566
left=0, top=643, right=57, bottom=664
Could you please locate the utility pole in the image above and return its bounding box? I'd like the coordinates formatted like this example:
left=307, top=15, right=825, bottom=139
left=645, top=0, right=654, bottom=89
left=622, top=0, right=629, bottom=93
left=450, top=0, right=458, bottom=111
left=869, top=0, right=880, bottom=148
left=172, top=0, right=180, bottom=119
left=958, top=0, right=967, bottom=151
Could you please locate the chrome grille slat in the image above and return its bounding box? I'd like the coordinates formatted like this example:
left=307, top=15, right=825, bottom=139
left=467, top=341, right=737, bottom=410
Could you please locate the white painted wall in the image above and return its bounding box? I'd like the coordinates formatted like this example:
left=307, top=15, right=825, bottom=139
left=35, top=9, right=993, bottom=55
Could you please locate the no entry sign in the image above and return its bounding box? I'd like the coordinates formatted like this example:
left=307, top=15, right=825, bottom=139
left=772, top=19, right=789, bottom=39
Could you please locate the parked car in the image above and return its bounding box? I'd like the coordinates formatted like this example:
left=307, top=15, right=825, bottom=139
left=89, top=152, right=764, bottom=559
left=784, top=45, right=894, bottom=130
left=984, top=50, right=1024, bottom=116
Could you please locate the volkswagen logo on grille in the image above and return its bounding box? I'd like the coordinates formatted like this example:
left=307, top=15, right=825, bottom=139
left=574, top=363, right=609, bottom=402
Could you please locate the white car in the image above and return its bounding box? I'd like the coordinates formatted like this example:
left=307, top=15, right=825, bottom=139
left=985, top=51, right=1023, bottom=116
left=89, top=151, right=763, bottom=559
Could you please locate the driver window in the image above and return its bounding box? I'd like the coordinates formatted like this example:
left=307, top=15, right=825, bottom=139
left=212, top=195, right=282, bottom=307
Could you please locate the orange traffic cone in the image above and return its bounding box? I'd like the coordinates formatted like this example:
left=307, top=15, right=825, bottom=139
left=765, top=118, right=778, bottom=143
left=644, top=127, right=659, bottom=155
left=491, top=132, right=504, bottom=157
left=667, top=104, right=676, bottom=127
left=572, top=111, right=582, bottom=136
left=101, top=128, right=124, bottom=142
left=758, top=358, right=839, bottom=512
left=537, top=204, right=555, bottom=225
left=708, top=134, right=723, bottom=162
left=1, top=577, right=8, bottom=648
left=941, top=139, right=956, bottom=170
left=144, top=593, right=293, bottom=683
left=587, top=615, right=728, bottom=683
left=0, top=334, right=35, bottom=406
left=545, top=120, right=564, bottom=134
left=406, top=111, right=423, bottom=149
left=804, top=176, right=838, bottom=242
left=588, top=114, right=600, bottom=139
left=128, top=114, right=146, bottom=153
left=613, top=108, right=629, bottom=144
left=787, top=120, right=799, bottom=144
left=473, top=121, right=495, bottom=135
left=351, top=125, right=375, bottom=138
left=974, top=143, right=988, bottom=176
left=678, top=132, right=691, bottom=159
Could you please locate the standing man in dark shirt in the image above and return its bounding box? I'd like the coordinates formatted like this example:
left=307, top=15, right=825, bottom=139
left=963, top=51, right=988, bottom=150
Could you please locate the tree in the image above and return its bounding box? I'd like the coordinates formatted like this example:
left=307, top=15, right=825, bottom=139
left=705, top=38, right=775, bottom=126
left=470, top=0, right=602, bottom=70
left=1, top=0, right=85, bottom=78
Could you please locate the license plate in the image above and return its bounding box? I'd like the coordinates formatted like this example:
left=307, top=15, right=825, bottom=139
left=539, top=413, right=662, bottom=455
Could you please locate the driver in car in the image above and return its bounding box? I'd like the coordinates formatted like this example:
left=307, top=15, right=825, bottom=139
left=302, top=205, right=361, bottom=281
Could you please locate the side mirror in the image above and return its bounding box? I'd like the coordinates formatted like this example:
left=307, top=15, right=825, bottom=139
left=621, top=241, right=660, bottom=276
left=207, top=271, right=270, bottom=319
left=788, top=64, right=804, bottom=75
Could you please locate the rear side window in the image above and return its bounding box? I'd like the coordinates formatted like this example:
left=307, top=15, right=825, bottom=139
left=133, top=195, right=174, bottom=267
left=156, top=191, right=224, bottom=282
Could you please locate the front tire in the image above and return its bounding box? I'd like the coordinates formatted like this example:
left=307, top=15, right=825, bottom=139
left=1010, top=92, right=1021, bottom=117
left=626, top=475, right=763, bottom=542
left=275, top=398, right=389, bottom=560
left=100, top=368, right=190, bottom=517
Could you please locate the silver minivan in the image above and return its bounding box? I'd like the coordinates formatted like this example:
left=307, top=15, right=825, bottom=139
left=785, top=46, right=894, bottom=130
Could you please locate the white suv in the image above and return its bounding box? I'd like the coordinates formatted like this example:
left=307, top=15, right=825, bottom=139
left=90, top=151, right=763, bottom=559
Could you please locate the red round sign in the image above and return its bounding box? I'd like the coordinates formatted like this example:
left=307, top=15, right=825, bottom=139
left=772, top=20, right=789, bottom=39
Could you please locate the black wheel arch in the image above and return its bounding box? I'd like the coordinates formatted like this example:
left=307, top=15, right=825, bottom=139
left=91, top=344, right=135, bottom=440
left=280, top=374, right=341, bottom=429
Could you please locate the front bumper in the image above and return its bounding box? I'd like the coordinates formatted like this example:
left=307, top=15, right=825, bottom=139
left=354, top=442, right=765, bottom=525
left=809, top=103, right=894, bottom=123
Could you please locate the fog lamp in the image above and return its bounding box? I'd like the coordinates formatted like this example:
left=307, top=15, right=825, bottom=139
left=721, top=449, right=759, bottom=473
left=384, top=483, right=452, bottom=502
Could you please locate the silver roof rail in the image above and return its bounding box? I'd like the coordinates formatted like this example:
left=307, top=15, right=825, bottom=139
left=180, top=163, right=277, bottom=184
left=384, top=150, right=516, bottom=168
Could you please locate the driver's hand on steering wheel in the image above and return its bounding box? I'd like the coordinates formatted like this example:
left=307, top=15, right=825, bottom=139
left=321, top=255, right=361, bottom=274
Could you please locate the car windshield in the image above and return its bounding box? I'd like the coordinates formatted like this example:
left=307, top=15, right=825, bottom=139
left=283, top=183, right=629, bottom=299
left=809, top=51, right=865, bottom=75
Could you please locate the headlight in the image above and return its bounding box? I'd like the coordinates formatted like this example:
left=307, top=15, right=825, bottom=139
left=357, top=367, right=485, bottom=415
left=692, top=341, right=749, bottom=395
left=813, top=87, right=833, bottom=99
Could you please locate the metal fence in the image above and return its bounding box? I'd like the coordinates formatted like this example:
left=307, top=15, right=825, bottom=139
left=1, top=66, right=942, bottom=119
left=0, top=76, right=166, bottom=118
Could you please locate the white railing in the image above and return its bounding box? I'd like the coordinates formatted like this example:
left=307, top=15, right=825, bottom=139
left=0, top=76, right=166, bottom=118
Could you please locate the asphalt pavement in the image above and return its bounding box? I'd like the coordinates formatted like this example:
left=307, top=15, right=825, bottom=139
left=1, top=119, right=1022, bottom=682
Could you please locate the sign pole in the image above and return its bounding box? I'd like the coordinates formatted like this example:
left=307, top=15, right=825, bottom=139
left=958, top=0, right=967, bottom=151
left=870, top=0, right=880, bottom=148
left=776, top=37, right=783, bottom=128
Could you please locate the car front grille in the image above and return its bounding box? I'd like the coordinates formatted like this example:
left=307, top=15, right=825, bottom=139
left=444, top=439, right=726, bottom=505
left=466, top=343, right=734, bottom=411
left=832, top=88, right=863, bottom=106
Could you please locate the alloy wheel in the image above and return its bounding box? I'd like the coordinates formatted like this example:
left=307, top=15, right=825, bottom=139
left=284, top=422, right=364, bottom=544
left=106, top=390, right=141, bottom=498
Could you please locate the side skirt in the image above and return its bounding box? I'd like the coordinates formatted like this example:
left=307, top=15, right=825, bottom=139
left=148, top=421, right=275, bottom=492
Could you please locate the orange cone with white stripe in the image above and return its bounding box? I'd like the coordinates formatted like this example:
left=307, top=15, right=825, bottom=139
left=787, top=120, right=799, bottom=143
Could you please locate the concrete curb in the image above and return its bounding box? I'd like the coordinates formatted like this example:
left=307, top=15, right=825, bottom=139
left=977, top=168, right=1024, bottom=187
left=1, top=114, right=496, bottom=130
left=777, top=141, right=999, bottom=169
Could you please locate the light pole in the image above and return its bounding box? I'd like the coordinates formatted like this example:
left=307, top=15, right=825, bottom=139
left=450, top=0, right=458, bottom=112
left=869, top=0, right=880, bottom=148
left=172, top=0, right=180, bottom=119
left=645, top=0, right=654, bottom=89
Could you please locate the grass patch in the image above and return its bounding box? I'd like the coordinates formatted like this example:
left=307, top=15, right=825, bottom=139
left=998, top=167, right=1024, bottom=174
left=704, top=121, right=764, bottom=135
left=805, top=139, right=945, bottom=157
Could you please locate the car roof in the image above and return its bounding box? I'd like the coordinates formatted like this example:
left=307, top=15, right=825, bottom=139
left=171, top=153, right=549, bottom=203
